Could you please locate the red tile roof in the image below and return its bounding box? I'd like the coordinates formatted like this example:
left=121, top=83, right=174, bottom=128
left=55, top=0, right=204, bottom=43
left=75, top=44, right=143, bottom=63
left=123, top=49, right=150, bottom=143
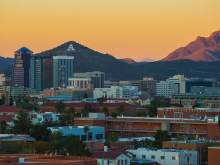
left=93, top=149, right=130, bottom=159
left=0, top=106, right=24, bottom=113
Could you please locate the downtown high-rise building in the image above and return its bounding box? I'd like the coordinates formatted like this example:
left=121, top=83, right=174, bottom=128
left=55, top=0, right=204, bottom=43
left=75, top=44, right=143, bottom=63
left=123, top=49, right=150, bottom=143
left=30, top=55, right=74, bottom=90
left=29, top=44, right=76, bottom=91
left=53, top=56, right=74, bottom=88
left=29, top=55, right=53, bottom=91
left=12, top=47, right=32, bottom=87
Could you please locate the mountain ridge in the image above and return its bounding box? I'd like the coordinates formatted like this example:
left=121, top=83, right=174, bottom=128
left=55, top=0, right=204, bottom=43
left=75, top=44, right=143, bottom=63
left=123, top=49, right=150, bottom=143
left=35, top=41, right=139, bottom=81
left=163, top=30, right=220, bottom=62
left=2, top=30, right=220, bottom=80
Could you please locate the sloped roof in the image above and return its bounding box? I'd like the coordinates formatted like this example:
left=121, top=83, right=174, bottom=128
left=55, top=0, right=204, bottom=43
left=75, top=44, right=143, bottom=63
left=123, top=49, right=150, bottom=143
left=93, top=149, right=131, bottom=159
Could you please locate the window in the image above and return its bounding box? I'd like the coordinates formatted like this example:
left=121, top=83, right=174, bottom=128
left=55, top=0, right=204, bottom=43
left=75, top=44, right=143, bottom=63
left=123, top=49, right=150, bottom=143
left=88, top=132, right=93, bottom=140
left=117, top=160, right=120, bottom=165
left=161, top=156, right=165, bottom=160
left=81, top=135, right=87, bottom=141
left=125, top=160, right=127, bottom=165
left=151, top=155, right=155, bottom=159
left=96, top=134, right=103, bottom=140
left=142, top=155, right=146, bottom=159
left=172, top=156, right=176, bottom=160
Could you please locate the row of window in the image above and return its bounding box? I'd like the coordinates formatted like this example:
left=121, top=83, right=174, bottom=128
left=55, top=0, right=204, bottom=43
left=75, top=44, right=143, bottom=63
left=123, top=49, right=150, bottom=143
left=117, top=159, right=128, bottom=165
left=135, top=154, right=177, bottom=161
left=75, top=133, right=104, bottom=141
left=100, top=159, right=128, bottom=165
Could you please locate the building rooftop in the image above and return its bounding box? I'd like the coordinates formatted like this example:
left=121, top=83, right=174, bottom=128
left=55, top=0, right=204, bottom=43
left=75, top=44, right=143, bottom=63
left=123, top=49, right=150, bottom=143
left=94, top=149, right=130, bottom=159
left=130, top=147, right=194, bottom=153
left=158, top=107, right=220, bottom=112
left=0, top=134, right=35, bottom=142
left=49, top=125, right=104, bottom=129
left=15, top=47, right=33, bottom=54
left=165, top=139, right=208, bottom=144
left=0, top=155, right=96, bottom=165
left=114, top=116, right=208, bottom=122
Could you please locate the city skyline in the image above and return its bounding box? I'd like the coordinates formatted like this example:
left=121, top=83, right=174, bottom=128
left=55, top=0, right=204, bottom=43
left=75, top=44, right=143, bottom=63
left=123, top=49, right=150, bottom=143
left=1, top=0, right=220, bottom=60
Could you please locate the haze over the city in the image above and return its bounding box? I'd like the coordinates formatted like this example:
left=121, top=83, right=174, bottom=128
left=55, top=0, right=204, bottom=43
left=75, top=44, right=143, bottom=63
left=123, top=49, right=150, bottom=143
left=1, top=0, right=220, bottom=60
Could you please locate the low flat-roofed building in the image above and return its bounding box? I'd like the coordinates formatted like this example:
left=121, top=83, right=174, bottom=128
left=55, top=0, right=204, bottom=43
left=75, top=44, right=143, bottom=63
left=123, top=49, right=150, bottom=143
left=42, top=88, right=93, bottom=101
left=0, top=134, right=35, bottom=142
left=48, top=126, right=105, bottom=142
left=157, top=107, right=220, bottom=119
left=171, top=94, right=220, bottom=108
left=74, top=114, right=220, bottom=140
left=0, top=154, right=97, bottom=165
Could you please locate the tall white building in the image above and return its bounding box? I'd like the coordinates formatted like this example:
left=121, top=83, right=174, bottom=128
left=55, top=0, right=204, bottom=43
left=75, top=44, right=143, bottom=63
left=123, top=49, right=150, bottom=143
left=168, top=75, right=186, bottom=94
left=127, top=148, right=198, bottom=165
left=156, top=80, right=176, bottom=98
left=156, top=75, right=186, bottom=98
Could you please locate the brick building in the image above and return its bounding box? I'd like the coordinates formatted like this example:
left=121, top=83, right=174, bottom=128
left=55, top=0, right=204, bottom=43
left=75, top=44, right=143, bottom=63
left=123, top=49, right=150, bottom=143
left=157, top=107, right=220, bottom=119
left=171, top=94, right=220, bottom=108
left=43, top=101, right=148, bottom=116
left=75, top=116, right=220, bottom=140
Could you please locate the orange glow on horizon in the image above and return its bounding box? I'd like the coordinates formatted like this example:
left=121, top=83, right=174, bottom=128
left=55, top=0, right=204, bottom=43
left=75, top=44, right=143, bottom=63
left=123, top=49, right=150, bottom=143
left=1, top=0, right=220, bottom=61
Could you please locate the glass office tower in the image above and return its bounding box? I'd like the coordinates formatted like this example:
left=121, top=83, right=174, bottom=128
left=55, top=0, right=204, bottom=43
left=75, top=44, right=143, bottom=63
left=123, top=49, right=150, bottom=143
left=53, top=56, right=74, bottom=88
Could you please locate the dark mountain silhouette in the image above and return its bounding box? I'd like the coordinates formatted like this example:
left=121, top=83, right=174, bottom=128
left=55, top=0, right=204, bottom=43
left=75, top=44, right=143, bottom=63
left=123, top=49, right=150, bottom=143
left=0, top=56, right=13, bottom=75
left=120, top=58, right=136, bottom=64
left=163, top=30, right=220, bottom=61
left=132, top=60, right=220, bottom=80
left=34, top=41, right=139, bottom=81
left=3, top=34, right=220, bottom=81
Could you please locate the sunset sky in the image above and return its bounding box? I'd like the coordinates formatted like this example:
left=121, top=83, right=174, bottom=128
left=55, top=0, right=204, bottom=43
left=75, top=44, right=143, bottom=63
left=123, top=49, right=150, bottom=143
left=1, top=0, right=220, bottom=61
